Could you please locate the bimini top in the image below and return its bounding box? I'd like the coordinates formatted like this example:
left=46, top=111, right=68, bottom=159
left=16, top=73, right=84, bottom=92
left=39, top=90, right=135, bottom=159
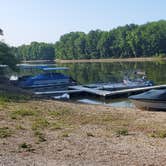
left=42, top=67, right=69, bottom=71
left=17, top=64, right=49, bottom=69
left=17, top=64, right=69, bottom=71
left=129, top=89, right=166, bottom=101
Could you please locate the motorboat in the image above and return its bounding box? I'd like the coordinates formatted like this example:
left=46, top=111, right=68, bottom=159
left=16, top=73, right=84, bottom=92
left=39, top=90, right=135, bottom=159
left=85, top=78, right=154, bottom=91
left=17, top=66, right=76, bottom=89
left=129, top=89, right=166, bottom=110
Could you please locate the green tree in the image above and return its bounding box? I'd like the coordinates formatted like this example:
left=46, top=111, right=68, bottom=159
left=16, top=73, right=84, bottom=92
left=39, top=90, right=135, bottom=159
left=0, top=42, right=18, bottom=70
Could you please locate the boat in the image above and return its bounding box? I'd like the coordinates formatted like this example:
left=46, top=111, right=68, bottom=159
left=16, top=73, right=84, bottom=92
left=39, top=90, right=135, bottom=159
left=17, top=66, right=76, bottom=89
left=129, top=89, right=166, bottom=110
left=85, top=78, right=154, bottom=91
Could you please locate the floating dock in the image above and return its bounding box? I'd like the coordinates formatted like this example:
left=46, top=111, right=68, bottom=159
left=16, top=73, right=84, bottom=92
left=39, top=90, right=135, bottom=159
left=69, top=84, right=166, bottom=97
left=34, top=84, right=166, bottom=97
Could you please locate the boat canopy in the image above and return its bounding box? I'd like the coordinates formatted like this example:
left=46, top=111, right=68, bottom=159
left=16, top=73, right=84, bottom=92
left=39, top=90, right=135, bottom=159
left=42, top=67, right=69, bottom=71
left=17, top=64, right=49, bottom=69
left=129, top=89, right=166, bottom=101
left=17, top=64, right=69, bottom=71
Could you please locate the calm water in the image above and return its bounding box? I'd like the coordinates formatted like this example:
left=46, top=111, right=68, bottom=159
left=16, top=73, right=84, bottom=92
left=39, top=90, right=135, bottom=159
left=6, top=60, right=166, bottom=107
left=58, top=61, right=166, bottom=85
left=58, top=61, right=166, bottom=107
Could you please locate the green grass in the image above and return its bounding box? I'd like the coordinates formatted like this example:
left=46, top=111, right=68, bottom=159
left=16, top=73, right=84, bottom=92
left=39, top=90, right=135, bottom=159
left=49, top=108, right=72, bottom=117
left=0, top=91, right=31, bottom=103
left=10, top=109, right=37, bottom=119
left=34, top=131, right=47, bottom=142
left=149, top=130, right=166, bottom=138
left=0, top=127, right=12, bottom=138
left=31, top=118, right=50, bottom=131
left=115, top=128, right=129, bottom=137
left=86, top=132, right=95, bottom=137
left=19, top=142, right=35, bottom=152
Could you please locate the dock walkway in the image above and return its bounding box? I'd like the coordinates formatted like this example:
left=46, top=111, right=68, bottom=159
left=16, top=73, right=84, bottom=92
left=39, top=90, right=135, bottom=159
left=69, top=84, right=166, bottom=97
left=34, top=84, right=166, bottom=97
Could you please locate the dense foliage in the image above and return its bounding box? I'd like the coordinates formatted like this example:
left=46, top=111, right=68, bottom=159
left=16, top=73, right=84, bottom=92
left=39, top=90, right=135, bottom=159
left=0, top=29, right=18, bottom=70
left=12, top=42, right=55, bottom=61
left=0, top=42, right=18, bottom=70
left=55, top=20, right=166, bottom=59
left=13, top=20, right=166, bottom=60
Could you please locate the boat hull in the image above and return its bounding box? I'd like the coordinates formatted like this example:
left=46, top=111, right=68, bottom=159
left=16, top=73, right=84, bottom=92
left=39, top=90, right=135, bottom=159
left=131, top=99, right=166, bottom=110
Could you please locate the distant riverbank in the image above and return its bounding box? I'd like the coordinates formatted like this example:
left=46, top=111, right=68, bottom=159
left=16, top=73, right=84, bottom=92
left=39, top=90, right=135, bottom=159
left=56, top=57, right=166, bottom=63
left=22, top=57, right=166, bottom=64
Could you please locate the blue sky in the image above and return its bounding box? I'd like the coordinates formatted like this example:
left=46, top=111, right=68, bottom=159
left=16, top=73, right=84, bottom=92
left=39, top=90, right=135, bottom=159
left=0, top=0, right=166, bottom=46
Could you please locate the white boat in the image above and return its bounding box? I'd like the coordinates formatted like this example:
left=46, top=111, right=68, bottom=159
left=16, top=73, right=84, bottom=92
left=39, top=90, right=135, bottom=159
left=129, top=89, right=166, bottom=110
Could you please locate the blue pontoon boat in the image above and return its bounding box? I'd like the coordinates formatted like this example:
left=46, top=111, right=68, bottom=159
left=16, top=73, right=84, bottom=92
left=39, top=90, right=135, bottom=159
left=17, top=66, right=76, bottom=89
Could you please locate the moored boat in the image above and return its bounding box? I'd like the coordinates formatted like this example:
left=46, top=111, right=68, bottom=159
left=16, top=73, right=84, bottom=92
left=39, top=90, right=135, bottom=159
left=129, top=89, right=166, bottom=110
left=17, top=66, right=76, bottom=89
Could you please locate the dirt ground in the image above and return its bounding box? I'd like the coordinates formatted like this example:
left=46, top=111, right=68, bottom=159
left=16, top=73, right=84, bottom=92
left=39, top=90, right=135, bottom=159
left=1, top=96, right=166, bottom=166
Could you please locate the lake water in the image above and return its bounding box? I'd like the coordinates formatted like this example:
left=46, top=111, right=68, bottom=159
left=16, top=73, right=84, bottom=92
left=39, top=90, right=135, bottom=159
left=6, top=60, right=166, bottom=108
left=57, top=61, right=166, bottom=107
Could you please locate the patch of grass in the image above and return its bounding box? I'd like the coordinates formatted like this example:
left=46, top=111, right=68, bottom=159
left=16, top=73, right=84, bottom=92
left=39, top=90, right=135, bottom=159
left=86, top=132, right=95, bottom=137
left=61, top=132, right=69, bottom=137
left=34, top=131, right=46, bottom=142
left=149, top=130, right=166, bottom=138
left=49, top=108, right=72, bottom=117
left=0, top=127, right=12, bottom=138
left=50, top=122, right=63, bottom=130
left=32, top=118, right=49, bottom=131
left=19, top=142, right=35, bottom=152
left=115, top=128, right=129, bottom=137
left=10, top=109, right=37, bottom=119
left=0, top=91, right=31, bottom=103
left=15, top=125, right=26, bottom=130
left=19, top=142, right=29, bottom=149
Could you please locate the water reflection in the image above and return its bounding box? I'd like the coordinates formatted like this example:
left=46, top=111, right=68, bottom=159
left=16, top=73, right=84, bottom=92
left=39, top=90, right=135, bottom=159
left=58, top=61, right=166, bottom=85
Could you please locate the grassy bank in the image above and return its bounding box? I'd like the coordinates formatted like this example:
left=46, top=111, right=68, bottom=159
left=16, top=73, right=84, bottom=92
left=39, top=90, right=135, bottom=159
left=56, top=57, right=166, bottom=63
left=1, top=84, right=166, bottom=165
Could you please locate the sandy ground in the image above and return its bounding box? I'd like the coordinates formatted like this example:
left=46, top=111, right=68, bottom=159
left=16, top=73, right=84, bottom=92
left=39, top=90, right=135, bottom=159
left=1, top=98, right=166, bottom=166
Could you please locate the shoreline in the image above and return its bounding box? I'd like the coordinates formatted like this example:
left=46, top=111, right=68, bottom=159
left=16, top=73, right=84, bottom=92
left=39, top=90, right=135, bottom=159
left=56, top=57, right=166, bottom=63
left=1, top=84, right=166, bottom=165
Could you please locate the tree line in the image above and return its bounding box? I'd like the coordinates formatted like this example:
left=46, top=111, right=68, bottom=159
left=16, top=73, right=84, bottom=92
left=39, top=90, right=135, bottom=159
left=12, top=42, right=55, bottom=61
left=12, top=20, right=166, bottom=60
left=1, top=20, right=166, bottom=68
left=55, top=20, right=166, bottom=59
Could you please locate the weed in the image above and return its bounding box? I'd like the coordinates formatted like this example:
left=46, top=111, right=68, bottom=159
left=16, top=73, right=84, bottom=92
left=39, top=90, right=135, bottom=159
left=32, top=118, right=49, bottom=130
left=61, top=132, right=69, bottom=137
left=0, top=127, right=12, bottom=138
left=19, top=142, right=35, bottom=152
left=50, top=122, right=63, bottom=130
left=34, top=131, right=46, bottom=142
left=49, top=108, right=72, bottom=117
left=10, top=109, right=37, bottom=119
left=149, top=130, right=166, bottom=138
left=20, top=142, right=28, bottom=148
left=115, top=128, right=129, bottom=137
left=15, top=125, right=26, bottom=130
left=86, top=132, right=95, bottom=137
